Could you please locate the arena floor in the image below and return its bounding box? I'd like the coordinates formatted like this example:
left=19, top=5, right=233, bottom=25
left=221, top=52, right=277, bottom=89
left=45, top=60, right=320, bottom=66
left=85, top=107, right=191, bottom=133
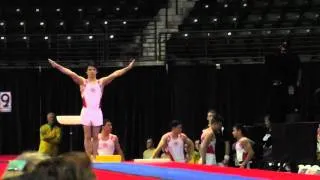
left=0, top=155, right=319, bottom=180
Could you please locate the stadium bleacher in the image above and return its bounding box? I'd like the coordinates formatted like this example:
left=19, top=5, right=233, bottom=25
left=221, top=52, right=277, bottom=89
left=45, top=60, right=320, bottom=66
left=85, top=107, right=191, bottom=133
left=1, top=0, right=320, bottom=65
left=0, top=0, right=167, bottom=64
left=162, top=0, right=320, bottom=62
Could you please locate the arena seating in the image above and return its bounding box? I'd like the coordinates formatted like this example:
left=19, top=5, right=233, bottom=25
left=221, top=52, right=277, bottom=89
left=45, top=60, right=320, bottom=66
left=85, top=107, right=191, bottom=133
left=161, top=0, right=320, bottom=61
left=1, top=0, right=320, bottom=64
left=0, top=0, right=167, bottom=63
left=0, top=0, right=167, bottom=34
left=180, top=0, right=320, bottom=31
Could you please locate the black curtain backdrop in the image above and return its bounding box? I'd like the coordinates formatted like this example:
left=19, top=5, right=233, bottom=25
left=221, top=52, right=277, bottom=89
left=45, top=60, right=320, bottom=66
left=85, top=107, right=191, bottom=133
left=1, top=63, right=320, bottom=159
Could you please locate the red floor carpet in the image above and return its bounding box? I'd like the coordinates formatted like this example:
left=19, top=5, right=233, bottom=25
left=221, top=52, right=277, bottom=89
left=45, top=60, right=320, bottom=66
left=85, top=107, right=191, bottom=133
left=0, top=163, right=7, bottom=177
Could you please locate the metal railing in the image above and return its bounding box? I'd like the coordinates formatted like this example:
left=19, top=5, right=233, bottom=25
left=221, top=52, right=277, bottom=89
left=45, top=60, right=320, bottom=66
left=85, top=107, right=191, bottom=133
left=0, top=19, right=157, bottom=67
left=158, top=27, right=320, bottom=64
left=2, top=25, right=320, bottom=67
left=56, top=34, right=105, bottom=64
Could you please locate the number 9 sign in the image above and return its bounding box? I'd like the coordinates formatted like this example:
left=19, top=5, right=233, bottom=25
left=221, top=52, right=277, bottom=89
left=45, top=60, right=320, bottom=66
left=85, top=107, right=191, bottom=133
left=0, top=92, right=12, bottom=112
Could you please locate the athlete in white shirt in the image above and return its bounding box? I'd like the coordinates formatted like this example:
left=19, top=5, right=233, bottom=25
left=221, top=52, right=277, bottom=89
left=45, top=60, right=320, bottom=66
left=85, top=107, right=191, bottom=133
left=98, top=120, right=124, bottom=161
left=152, top=120, right=194, bottom=162
left=232, top=124, right=255, bottom=168
left=200, top=115, right=223, bottom=165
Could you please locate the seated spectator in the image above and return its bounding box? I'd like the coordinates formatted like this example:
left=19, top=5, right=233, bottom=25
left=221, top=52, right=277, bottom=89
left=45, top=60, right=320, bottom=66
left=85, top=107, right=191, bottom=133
left=192, top=140, right=201, bottom=164
left=143, top=138, right=155, bottom=159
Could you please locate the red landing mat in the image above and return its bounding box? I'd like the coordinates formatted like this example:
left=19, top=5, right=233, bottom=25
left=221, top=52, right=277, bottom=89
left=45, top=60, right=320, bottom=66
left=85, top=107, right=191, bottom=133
left=1, top=155, right=319, bottom=180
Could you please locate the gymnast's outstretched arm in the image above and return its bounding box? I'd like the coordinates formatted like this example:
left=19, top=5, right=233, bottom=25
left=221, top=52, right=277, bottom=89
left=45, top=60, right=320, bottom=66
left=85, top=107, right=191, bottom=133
left=48, top=58, right=85, bottom=85
left=99, top=59, right=135, bottom=87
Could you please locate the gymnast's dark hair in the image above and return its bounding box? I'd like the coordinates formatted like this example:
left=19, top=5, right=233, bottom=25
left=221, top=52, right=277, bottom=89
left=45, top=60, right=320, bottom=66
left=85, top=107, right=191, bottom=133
left=87, top=62, right=97, bottom=69
left=170, top=120, right=182, bottom=128
left=104, top=119, right=111, bottom=124
left=233, top=124, right=247, bottom=136
left=210, top=113, right=223, bottom=124
left=207, top=109, right=217, bottom=114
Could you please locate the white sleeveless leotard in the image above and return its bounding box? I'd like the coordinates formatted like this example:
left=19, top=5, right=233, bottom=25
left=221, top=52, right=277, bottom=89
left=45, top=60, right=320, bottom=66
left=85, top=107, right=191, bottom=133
left=201, top=129, right=217, bottom=165
left=80, top=80, right=103, bottom=126
left=97, top=133, right=116, bottom=155
left=165, top=133, right=186, bottom=162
